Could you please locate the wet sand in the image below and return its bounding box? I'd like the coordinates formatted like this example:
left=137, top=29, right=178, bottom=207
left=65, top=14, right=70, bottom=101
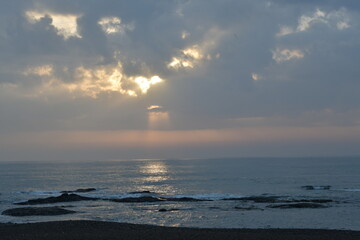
left=0, top=220, right=359, bottom=240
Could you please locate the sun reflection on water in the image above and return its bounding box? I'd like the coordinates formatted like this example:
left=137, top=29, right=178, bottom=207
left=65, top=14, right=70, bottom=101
left=140, top=162, right=168, bottom=175
left=136, top=161, right=176, bottom=194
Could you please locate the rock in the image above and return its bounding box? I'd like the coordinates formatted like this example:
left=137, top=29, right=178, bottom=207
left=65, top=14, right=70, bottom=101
left=2, top=207, right=76, bottom=216
left=223, top=196, right=280, bottom=203
left=61, top=188, right=97, bottom=194
left=110, top=196, right=165, bottom=203
left=267, top=203, right=328, bottom=209
left=301, top=185, right=331, bottom=190
left=283, top=199, right=333, bottom=203
left=111, top=196, right=209, bottom=203
left=15, top=193, right=98, bottom=205
left=158, top=208, right=179, bottom=212
left=166, top=197, right=210, bottom=202
left=129, top=191, right=153, bottom=194
left=234, top=206, right=263, bottom=211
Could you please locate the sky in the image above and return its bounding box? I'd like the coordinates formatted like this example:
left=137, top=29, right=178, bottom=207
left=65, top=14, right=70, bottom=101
left=0, top=0, right=360, bottom=161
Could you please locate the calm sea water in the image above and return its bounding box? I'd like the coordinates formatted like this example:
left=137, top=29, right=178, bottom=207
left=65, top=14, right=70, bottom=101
left=0, top=157, right=359, bottom=229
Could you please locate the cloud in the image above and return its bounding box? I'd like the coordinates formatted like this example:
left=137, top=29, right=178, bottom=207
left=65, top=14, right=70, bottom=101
left=98, top=16, right=134, bottom=35
left=251, top=73, right=262, bottom=81
left=277, top=8, right=351, bottom=37
left=168, top=27, right=225, bottom=70
left=22, top=64, right=54, bottom=76
left=28, top=62, right=164, bottom=98
left=1, top=0, right=360, bottom=159
left=272, top=48, right=305, bottom=63
left=147, top=105, right=166, bottom=112
left=25, top=10, right=82, bottom=39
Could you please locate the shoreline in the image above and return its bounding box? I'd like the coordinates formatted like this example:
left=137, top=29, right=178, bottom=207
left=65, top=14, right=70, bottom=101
left=1, top=220, right=360, bottom=240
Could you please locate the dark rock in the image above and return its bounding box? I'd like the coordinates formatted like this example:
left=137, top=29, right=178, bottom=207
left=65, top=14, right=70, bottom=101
left=110, top=196, right=165, bottom=203
left=223, top=196, right=280, bottom=203
left=15, top=193, right=98, bottom=205
left=158, top=208, right=179, bottom=212
left=283, top=199, right=333, bottom=204
left=129, top=191, right=153, bottom=194
left=166, top=197, right=210, bottom=202
left=301, top=185, right=331, bottom=190
left=234, top=206, right=263, bottom=211
left=267, top=203, right=328, bottom=209
left=111, top=196, right=209, bottom=203
left=2, top=207, right=76, bottom=216
left=61, top=188, right=97, bottom=194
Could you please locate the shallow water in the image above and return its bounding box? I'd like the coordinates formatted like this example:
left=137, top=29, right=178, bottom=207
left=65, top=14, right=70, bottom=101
left=0, top=157, right=359, bottom=229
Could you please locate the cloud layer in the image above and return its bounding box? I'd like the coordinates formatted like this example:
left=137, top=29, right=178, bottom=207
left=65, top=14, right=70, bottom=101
left=1, top=0, right=360, bottom=160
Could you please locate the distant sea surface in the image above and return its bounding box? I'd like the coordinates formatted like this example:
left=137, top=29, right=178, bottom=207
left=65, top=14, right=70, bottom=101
left=0, top=157, right=359, bottom=229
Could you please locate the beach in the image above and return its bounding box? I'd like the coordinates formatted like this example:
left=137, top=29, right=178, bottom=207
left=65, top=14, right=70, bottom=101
left=1, top=220, right=360, bottom=240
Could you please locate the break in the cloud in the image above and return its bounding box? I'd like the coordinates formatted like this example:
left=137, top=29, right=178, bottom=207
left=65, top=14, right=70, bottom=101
left=168, top=27, right=224, bottom=70
left=25, top=10, right=82, bottom=39
left=0, top=0, right=360, bottom=160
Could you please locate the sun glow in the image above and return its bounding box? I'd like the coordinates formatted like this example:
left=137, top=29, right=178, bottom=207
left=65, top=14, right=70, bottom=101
left=147, top=105, right=169, bottom=129
left=148, top=112, right=169, bottom=129
left=134, top=76, right=163, bottom=94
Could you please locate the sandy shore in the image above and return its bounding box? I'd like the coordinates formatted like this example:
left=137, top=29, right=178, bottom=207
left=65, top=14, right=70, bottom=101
left=0, top=220, right=359, bottom=240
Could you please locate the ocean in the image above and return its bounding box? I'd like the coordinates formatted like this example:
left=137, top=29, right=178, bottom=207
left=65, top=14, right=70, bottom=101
left=0, top=157, right=359, bottom=230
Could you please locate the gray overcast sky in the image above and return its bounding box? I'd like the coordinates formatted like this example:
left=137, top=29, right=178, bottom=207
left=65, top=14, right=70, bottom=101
left=1, top=0, right=360, bottom=161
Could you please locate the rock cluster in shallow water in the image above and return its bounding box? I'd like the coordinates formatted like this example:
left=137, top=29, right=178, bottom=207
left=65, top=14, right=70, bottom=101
left=15, top=193, right=99, bottom=205
left=2, top=207, right=76, bottom=216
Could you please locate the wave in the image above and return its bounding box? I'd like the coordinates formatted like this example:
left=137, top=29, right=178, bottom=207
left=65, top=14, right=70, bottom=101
left=338, top=188, right=360, bottom=192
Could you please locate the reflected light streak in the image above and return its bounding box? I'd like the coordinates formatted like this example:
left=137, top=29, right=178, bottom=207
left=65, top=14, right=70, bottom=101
left=140, top=162, right=168, bottom=175
left=138, top=161, right=170, bottom=183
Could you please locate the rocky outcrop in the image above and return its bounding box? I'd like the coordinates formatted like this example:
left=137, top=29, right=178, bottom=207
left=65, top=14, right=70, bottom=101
left=267, top=203, right=328, bottom=209
left=166, top=197, right=210, bottom=202
left=223, top=195, right=333, bottom=204
left=158, top=208, right=179, bottom=212
left=283, top=199, right=333, bottom=203
left=234, top=206, right=263, bottom=211
left=301, top=185, right=331, bottom=190
left=128, top=191, right=153, bottom=194
left=110, top=196, right=165, bottom=203
left=110, top=196, right=210, bottom=203
left=61, top=188, right=97, bottom=194
left=15, top=193, right=98, bottom=205
left=2, top=207, right=76, bottom=216
left=223, top=196, right=280, bottom=203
